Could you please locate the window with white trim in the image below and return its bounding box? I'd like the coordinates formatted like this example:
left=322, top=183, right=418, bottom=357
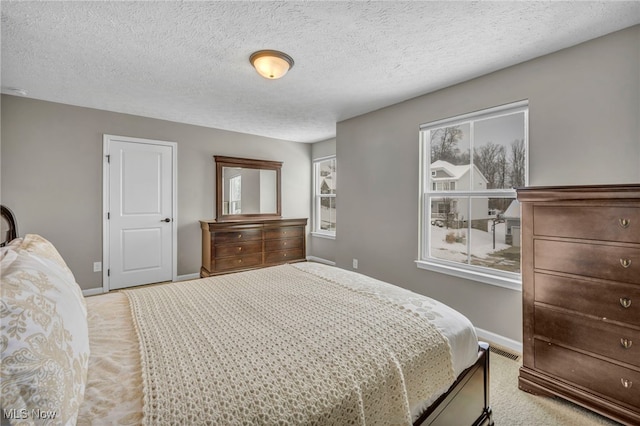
left=313, top=156, right=336, bottom=237
left=418, top=101, right=528, bottom=290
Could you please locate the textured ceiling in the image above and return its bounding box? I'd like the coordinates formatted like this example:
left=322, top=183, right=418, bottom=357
left=2, top=1, right=639, bottom=143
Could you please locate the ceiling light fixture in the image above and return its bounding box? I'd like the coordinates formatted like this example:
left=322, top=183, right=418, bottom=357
left=250, top=50, right=294, bottom=80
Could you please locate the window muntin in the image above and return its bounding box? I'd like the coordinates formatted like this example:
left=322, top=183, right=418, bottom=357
left=418, top=101, right=528, bottom=289
left=313, top=156, right=336, bottom=237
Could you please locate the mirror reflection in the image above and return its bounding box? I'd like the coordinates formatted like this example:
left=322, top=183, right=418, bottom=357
left=222, top=167, right=278, bottom=215
left=214, top=155, right=282, bottom=220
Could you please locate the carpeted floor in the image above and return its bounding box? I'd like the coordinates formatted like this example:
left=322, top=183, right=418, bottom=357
left=489, top=348, right=623, bottom=425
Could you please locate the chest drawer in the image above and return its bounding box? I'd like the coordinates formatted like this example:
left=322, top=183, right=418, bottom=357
left=534, top=206, right=640, bottom=243
left=214, top=228, right=262, bottom=244
left=214, top=241, right=262, bottom=258
left=535, top=240, right=640, bottom=284
left=535, top=306, right=640, bottom=367
left=535, top=273, right=640, bottom=324
left=265, top=249, right=304, bottom=264
left=534, top=340, right=640, bottom=408
left=265, top=226, right=303, bottom=240
left=265, top=237, right=303, bottom=252
left=215, top=253, right=263, bottom=271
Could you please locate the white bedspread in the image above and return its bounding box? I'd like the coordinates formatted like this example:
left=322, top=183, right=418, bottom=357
left=78, top=263, right=478, bottom=425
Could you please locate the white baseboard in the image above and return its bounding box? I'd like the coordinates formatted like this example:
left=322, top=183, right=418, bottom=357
left=82, top=287, right=105, bottom=297
left=306, top=256, right=336, bottom=266
left=83, top=273, right=199, bottom=297
left=176, top=273, right=200, bottom=282
left=475, top=327, right=522, bottom=354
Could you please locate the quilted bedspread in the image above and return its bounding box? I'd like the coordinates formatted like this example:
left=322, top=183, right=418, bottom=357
left=123, top=264, right=455, bottom=425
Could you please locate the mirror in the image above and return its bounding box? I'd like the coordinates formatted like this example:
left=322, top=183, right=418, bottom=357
left=215, top=156, right=282, bottom=221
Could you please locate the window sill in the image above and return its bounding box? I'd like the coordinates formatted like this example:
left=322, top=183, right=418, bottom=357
left=311, top=232, right=336, bottom=240
left=415, top=260, right=521, bottom=292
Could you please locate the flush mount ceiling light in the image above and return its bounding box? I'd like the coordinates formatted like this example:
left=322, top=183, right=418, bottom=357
left=250, top=50, right=294, bottom=80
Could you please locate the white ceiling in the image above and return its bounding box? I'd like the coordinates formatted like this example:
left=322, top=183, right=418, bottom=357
left=2, top=1, right=639, bottom=143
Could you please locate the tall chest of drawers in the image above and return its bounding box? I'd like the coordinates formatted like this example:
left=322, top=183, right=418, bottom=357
left=200, top=218, right=307, bottom=277
left=517, top=185, right=640, bottom=425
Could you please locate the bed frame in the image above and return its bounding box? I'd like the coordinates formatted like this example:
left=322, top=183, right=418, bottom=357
left=0, top=205, right=492, bottom=425
left=1, top=204, right=18, bottom=246
left=416, top=342, right=493, bottom=426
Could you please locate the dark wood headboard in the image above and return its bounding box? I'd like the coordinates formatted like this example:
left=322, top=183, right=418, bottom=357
left=1, top=205, right=18, bottom=246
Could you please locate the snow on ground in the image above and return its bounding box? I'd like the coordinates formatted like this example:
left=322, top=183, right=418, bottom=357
left=430, top=221, right=510, bottom=263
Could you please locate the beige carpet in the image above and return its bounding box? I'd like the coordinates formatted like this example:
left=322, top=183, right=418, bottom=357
left=490, top=350, right=623, bottom=425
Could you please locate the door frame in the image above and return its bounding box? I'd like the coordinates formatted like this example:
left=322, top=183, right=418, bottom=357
left=102, top=134, right=178, bottom=293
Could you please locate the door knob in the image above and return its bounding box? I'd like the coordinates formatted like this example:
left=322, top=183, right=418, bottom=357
left=162, top=218, right=172, bottom=222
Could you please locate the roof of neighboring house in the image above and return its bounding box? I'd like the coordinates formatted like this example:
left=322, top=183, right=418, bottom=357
left=503, top=199, right=521, bottom=218
left=431, top=160, right=489, bottom=184
left=320, top=176, right=336, bottom=191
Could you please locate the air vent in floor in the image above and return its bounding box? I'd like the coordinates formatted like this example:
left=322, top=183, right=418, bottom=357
left=489, top=345, right=521, bottom=362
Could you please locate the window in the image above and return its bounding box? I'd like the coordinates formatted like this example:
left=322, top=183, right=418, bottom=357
left=229, top=175, right=242, bottom=214
left=418, top=101, right=528, bottom=290
left=313, top=156, right=336, bottom=237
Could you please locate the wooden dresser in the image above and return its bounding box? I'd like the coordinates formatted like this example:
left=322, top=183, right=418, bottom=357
left=517, top=184, right=640, bottom=425
left=200, top=218, right=307, bottom=277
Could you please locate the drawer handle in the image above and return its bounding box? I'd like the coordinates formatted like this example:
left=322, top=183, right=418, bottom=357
left=618, top=218, right=631, bottom=228
left=621, top=378, right=633, bottom=389
left=620, top=338, right=633, bottom=349
left=283, top=242, right=287, bottom=246
left=620, top=297, right=632, bottom=309
left=283, top=253, right=287, bottom=257
left=238, top=259, right=242, bottom=263
left=237, top=234, right=242, bottom=239
left=237, top=247, right=242, bottom=252
left=620, top=258, right=632, bottom=268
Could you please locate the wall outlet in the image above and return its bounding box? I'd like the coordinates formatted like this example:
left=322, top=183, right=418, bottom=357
left=93, top=262, right=102, bottom=272
left=352, top=258, right=358, bottom=269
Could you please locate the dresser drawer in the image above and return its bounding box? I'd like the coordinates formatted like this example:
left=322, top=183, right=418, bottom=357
left=535, top=306, right=640, bottom=367
left=534, top=340, right=640, bottom=408
left=214, top=241, right=262, bottom=258
left=265, top=226, right=303, bottom=240
left=535, top=240, right=640, bottom=284
left=533, top=206, right=640, bottom=243
left=215, top=253, right=263, bottom=271
left=265, top=249, right=304, bottom=264
left=265, top=237, right=303, bottom=252
left=214, top=228, right=262, bottom=244
left=535, top=273, right=640, bottom=325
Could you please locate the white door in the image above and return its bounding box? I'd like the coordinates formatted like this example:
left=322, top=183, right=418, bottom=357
left=104, top=135, right=176, bottom=290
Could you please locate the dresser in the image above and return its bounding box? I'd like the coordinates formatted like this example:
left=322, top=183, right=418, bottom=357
left=200, top=218, right=307, bottom=277
left=517, top=184, right=640, bottom=425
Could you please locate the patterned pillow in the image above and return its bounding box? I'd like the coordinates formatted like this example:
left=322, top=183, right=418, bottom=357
left=1, top=235, right=89, bottom=425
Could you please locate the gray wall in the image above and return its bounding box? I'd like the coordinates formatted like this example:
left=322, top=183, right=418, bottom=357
left=1, top=96, right=311, bottom=291
left=335, top=26, right=640, bottom=344
left=309, top=138, right=337, bottom=263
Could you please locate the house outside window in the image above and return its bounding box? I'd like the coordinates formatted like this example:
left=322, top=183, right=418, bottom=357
left=418, top=101, right=528, bottom=290
left=313, top=156, right=336, bottom=237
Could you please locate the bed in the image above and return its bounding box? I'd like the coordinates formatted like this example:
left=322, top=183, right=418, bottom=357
left=1, top=206, right=493, bottom=426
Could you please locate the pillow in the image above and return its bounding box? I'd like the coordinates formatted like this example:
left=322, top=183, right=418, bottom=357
left=1, top=234, right=89, bottom=426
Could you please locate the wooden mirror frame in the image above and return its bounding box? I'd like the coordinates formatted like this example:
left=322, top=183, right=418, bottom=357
left=215, top=155, right=282, bottom=221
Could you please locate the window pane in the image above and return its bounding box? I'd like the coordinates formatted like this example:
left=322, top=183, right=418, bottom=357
left=319, top=159, right=336, bottom=195
left=469, top=197, right=520, bottom=273
left=429, top=196, right=468, bottom=264
left=320, top=197, right=336, bottom=231
left=474, top=112, right=526, bottom=189
left=430, top=123, right=471, bottom=191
